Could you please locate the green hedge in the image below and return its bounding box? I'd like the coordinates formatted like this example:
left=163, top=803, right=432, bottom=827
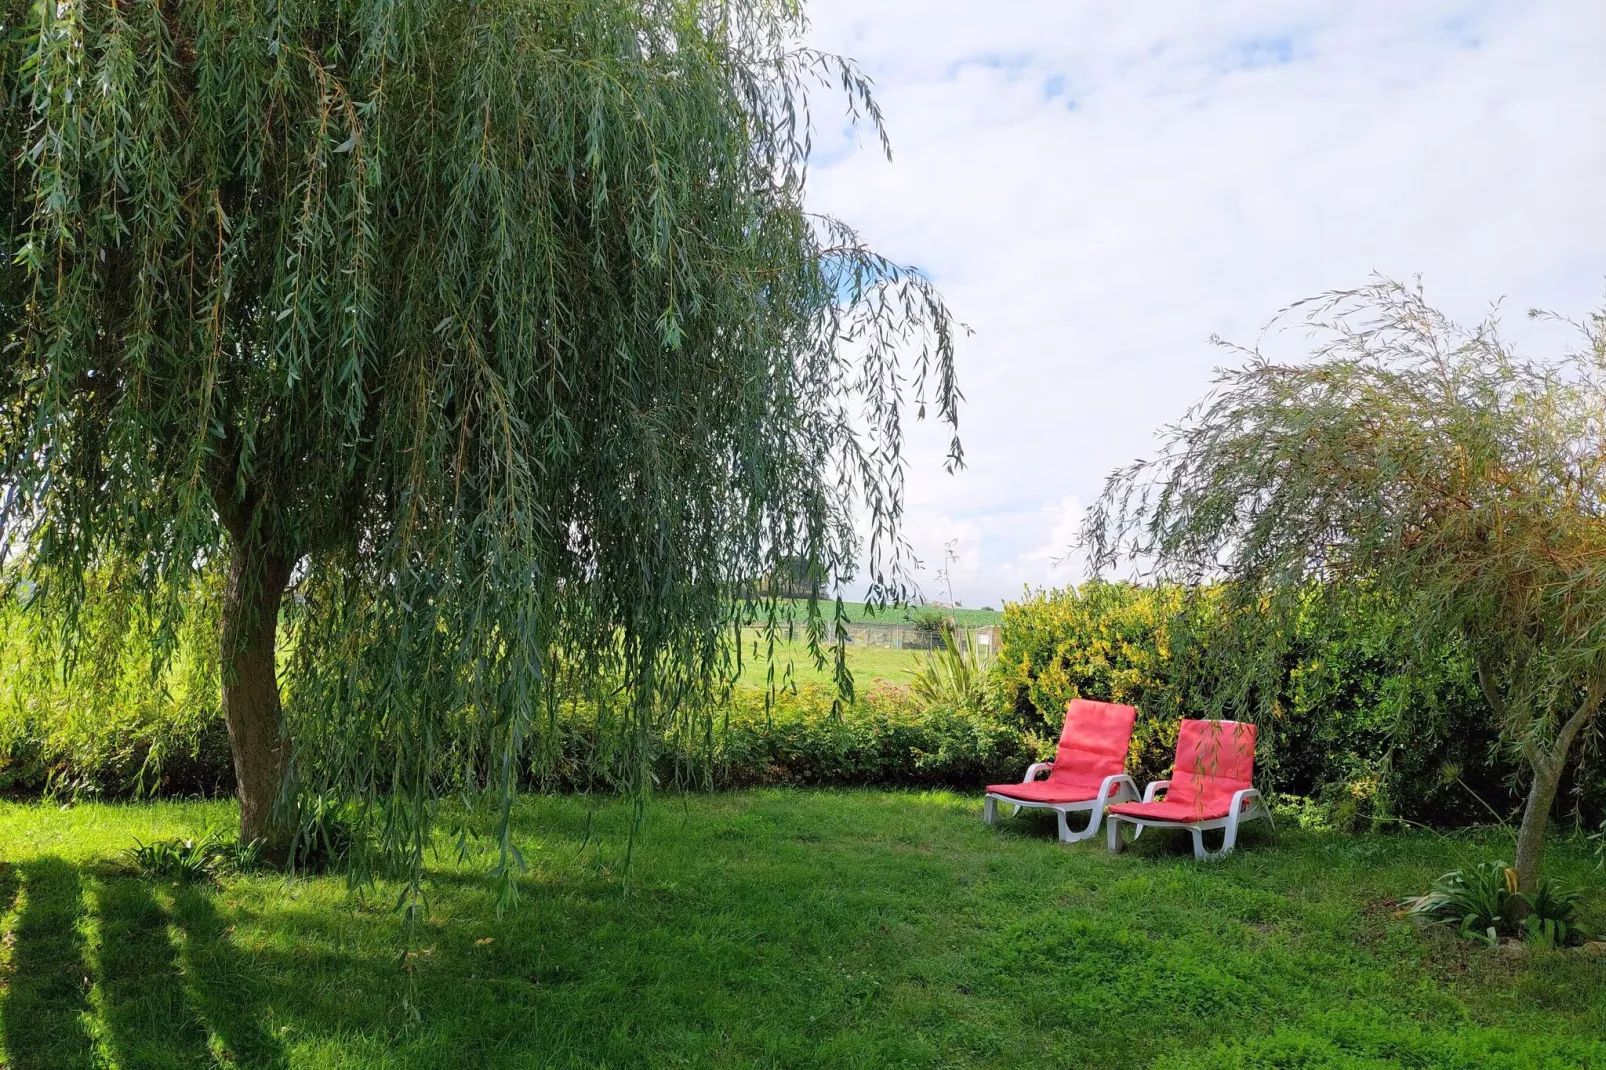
left=6, top=576, right=1603, bottom=828
left=0, top=586, right=1043, bottom=797
left=455, top=684, right=1045, bottom=796
left=0, top=579, right=231, bottom=799
left=995, top=581, right=1605, bottom=829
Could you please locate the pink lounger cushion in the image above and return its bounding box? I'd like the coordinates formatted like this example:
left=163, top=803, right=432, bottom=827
left=1106, top=718, right=1257, bottom=823
left=986, top=698, right=1137, bottom=803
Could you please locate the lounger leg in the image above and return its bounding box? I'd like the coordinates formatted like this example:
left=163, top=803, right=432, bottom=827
left=984, top=797, right=998, bottom=825
left=1107, top=816, right=1126, bottom=854
left=1058, top=807, right=1102, bottom=845
left=1195, top=820, right=1239, bottom=862
left=1219, top=815, right=1240, bottom=856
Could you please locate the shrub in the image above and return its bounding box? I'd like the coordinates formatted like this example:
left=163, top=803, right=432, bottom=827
left=689, top=684, right=1043, bottom=791
left=907, top=608, right=954, bottom=648
left=994, top=581, right=1543, bottom=828
left=910, top=626, right=993, bottom=714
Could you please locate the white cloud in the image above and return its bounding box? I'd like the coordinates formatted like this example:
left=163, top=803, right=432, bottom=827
left=1024, top=496, right=1088, bottom=576
left=806, top=0, right=1606, bottom=608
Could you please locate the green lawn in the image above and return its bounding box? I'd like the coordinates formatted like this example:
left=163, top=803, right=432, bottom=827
left=0, top=791, right=1602, bottom=1069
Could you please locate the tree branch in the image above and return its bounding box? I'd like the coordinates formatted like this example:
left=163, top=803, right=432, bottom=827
left=1475, top=655, right=1506, bottom=721
left=1549, top=669, right=1606, bottom=770
left=1476, top=654, right=1545, bottom=767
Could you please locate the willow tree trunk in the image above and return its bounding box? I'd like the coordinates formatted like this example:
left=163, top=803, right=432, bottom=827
left=1513, top=758, right=1562, bottom=894
left=1485, top=673, right=1602, bottom=895
left=220, top=540, right=293, bottom=851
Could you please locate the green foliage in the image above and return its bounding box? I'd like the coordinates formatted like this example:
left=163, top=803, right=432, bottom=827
left=908, top=607, right=955, bottom=643
left=1, top=680, right=1044, bottom=801
left=1087, top=280, right=1606, bottom=887
left=766, top=600, right=1003, bottom=627
left=1404, top=860, right=1590, bottom=947
left=995, top=580, right=1515, bottom=825
left=0, top=577, right=228, bottom=798
left=561, top=684, right=1044, bottom=792
left=286, top=797, right=360, bottom=875
left=1518, top=878, right=1590, bottom=950
left=995, top=581, right=1192, bottom=772
left=124, top=829, right=261, bottom=884
left=1, top=0, right=959, bottom=867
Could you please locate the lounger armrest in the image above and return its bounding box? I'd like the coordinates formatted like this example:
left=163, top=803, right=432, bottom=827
left=1229, top=787, right=1264, bottom=814
left=1141, top=779, right=1171, bottom=803
left=1097, top=774, right=1140, bottom=806
left=1023, top=761, right=1054, bottom=783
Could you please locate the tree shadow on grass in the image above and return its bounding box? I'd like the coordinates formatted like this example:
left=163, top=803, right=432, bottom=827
left=92, top=875, right=215, bottom=1069
left=0, top=857, right=97, bottom=1070
left=170, top=885, right=288, bottom=1069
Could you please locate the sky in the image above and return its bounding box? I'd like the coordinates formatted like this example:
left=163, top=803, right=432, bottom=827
left=799, top=0, right=1606, bottom=610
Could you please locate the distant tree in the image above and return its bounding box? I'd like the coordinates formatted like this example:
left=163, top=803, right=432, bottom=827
left=0, top=0, right=959, bottom=865
left=907, top=606, right=955, bottom=644
left=1088, top=280, right=1606, bottom=890
left=760, top=555, right=828, bottom=600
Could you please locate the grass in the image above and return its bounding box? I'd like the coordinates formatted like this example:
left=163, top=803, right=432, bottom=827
left=736, top=633, right=927, bottom=688
left=0, top=791, right=1602, bottom=1069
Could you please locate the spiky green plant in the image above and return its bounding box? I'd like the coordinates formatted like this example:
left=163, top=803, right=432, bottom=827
left=911, top=625, right=992, bottom=713
left=1404, top=861, right=1521, bottom=947
left=125, top=828, right=261, bottom=883
left=0, top=0, right=960, bottom=888
left=1403, top=859, right=1588, bottom=948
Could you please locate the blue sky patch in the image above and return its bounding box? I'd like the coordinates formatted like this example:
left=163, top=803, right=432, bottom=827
left=1223, top=34, right=1297, bottom=71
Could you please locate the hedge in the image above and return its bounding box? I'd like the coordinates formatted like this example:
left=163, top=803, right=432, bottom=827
left=995, top=581, right=1604, bottom=829
left=0, top=676, right=1042, bottom=800
left=5, top=577, right=1602, bottom=832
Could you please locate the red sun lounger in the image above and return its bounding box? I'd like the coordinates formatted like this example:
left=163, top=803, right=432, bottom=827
left=983, top=698, right=1139, bottom=843
left=1105, top=718, right=1271, bottom=860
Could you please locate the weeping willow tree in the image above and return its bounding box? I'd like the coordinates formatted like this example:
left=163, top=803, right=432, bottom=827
left=1088, top=279, right=1606, bottom=891
left=0, top=0, right=960, bottom=866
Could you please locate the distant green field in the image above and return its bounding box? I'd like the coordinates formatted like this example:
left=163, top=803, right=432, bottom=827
left=736, top=633, right=926, bottom=689
left=743, top=600, right=1003, bottom=627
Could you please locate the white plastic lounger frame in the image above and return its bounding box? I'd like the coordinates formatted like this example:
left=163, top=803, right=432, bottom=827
left=1104, top=780, right=1273, bottom=860
left=983, top=763, right=1140, bottom=844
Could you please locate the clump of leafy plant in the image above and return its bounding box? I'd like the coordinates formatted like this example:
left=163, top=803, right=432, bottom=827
left=1403, top=860, right=1590, bottom=948
left=911, top=625, right=992, bottom=713
left=287, top=798, right=360, bottom=875
left=126, top=829, right=261, bottom=884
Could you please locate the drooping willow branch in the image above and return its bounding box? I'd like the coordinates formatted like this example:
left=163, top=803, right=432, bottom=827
left=0, top=0, right=962, bottom=886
